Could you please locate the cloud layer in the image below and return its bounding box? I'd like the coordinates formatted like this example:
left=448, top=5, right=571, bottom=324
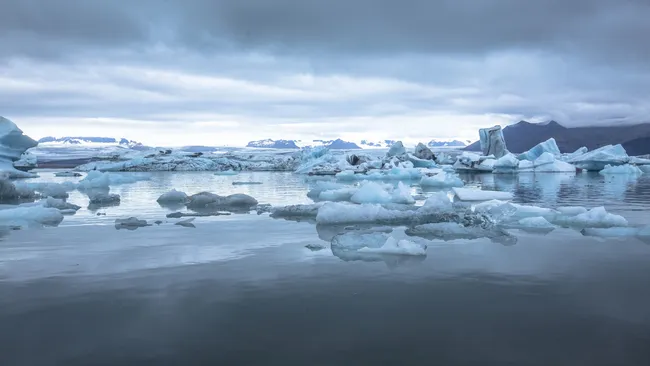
left=2, top=0, right=649, bottom=145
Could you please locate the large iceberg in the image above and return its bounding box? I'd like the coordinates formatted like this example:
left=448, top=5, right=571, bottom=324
left=518, top=138, right=561, bottom=161
left=493, top=153, right=520, bottom=174
left=77, top=171, right=150, bottom=189
left=479, top=125, right=509, bottom=158
left=567, top=144, right=629, bottom=171
left=0, top=204, right=64, bottom=227
left=453, top=152, right=496, bottom=172
left=0, top=117, right=39, bottom=178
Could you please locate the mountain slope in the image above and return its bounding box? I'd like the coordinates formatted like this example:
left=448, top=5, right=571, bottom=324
left=465, top=121, right=650, bottom=154
left=246, top=139, right=299, bottom=149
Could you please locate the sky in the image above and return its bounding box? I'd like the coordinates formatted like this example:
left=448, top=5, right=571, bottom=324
left=1, top=0, right=649, bottom=147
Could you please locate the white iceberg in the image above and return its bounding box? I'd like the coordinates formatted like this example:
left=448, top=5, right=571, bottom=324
left=599, top=164, right=644, bottom=176
left=420, top=171, right=464, bottom=187
left=157, top=189, right=189, bottom=203
left=452, top=187, right=513, bottom=201
left=319, top=187, right=357, bottom=202
left=518, top=138, right=561, bottom=161
left=567, top=144, right=629, bottom=171
left=316, top=202, right=416, bottom=225
left=0, top=117, right=39, bottom=178
left=479, top=125, right=509, bottom=158
left=420, top=191, right=454, bottom=212
left=386, top=141, right=406, bottom=157
left=358, top=236, right=427, bottom=256
left=532, top=153, right=577, bottom=173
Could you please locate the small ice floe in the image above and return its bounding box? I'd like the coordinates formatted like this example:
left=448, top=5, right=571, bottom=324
left=186, top=192, right=258, bottom=210
left=156, top=189, right=189, bottom=203
left=452, top=187, right=513, bottom=201
left=270, top=203, right=324, bottom=220
left=14, top=181, right=77, bottom=199
left=175, top=218, right=196, bottom=228
left=599, top=164, right=644, bottom=176
left=420, top=171, right=464, bottom=188
left=554, top=206, right=628, bottom=228
left=78, top=171, right=150, bottom=190
left=358, top=236, right=427, bottom=256
left=115, top=217, right=149, bottom=230
left=0, top=204, right=64, bottom=228
left=88, top=192, right=121, bottom=205
left=41, top=197, right=81, bottom=212
left=54, top=171, right=82, bottom=177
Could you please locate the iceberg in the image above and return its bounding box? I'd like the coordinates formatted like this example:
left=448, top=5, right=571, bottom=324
left=532, top=153, right=577, bottom=173
left=517, top=217, right=555, bottom=229
left=413, top=143, right=435, bottom=160
left=307, top=181, right=347, bottom=199
left=319, top=187, right=357, bottom=202
left=0, top=177, right=37, bottom=202
left=316, top=202, right=416, bottom=225
left=41, top=197, right=81, bottom=212
left=420, top=191, right=454, bottom=212
left=88, top=192, right=121, bottom=205
left=479, top=125, right=509, bottom=158
left=453, top=152, right=496, bottom=172
left=420, top=171, right=464, bottom=188
left=452, top=187, right=513, bottom=201
left=518, top=138, right=561, bottom=161
left=156, top=189, right=189, bottom=203
left=214, top=170, right=239, bottom=176
left=14, top=151, right=38, bottom=171
left=0, top=117, right=39, bottom=178
left=567, top=144, right=629, bottom=171
left=357, top=236, right=427, bottom=256
left=386, top=141, right=406, bottom=157
left=599, top=164, right=644, bottom=176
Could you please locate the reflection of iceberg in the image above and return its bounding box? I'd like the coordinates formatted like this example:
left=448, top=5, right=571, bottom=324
left=330, top=231, right=427, bottom=267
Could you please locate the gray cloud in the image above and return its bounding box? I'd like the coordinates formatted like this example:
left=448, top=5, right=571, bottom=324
left=1, top=0, right=649, bottom=144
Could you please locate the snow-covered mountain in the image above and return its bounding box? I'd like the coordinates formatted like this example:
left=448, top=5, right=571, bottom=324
left=359, top=140, right=398, bottom=148
left=427, top=139, right=468, bottom=148
left=246, top=139, right=300, bottom=149
left=246, top=138, right=361, bottom=149
left=38, top=136, right=145, bottom=149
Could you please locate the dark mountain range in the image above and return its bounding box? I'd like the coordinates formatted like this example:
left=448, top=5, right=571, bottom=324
left=465, top=121, right=650, bottom=154
left=246, top=139, right=300, bottom=149
left=326, top=139, right=361, bottom=149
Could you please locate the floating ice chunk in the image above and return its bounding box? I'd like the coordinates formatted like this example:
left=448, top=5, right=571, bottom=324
left=0, top=117, right=39, bottom=178
left=54, top=171, right=82, bottom=177
left=568, top=144, right=629, bottom=171
left=335, top=170, right=358, bottom=180
left=452, top=187, right=513, bottom=201
left=420, top=171, right=464, bottom=187
left=473, top=200, right=557, bottom=221
left=387, top=141, right=406, bottom=157
left=305, top=243, right=327, bottom=251
left=405, top=222, right=479, bottom=240
left=350, top=182, right=392, bottom=204
left=187, top=192, right=258, bottom=210
left=42, top=197, right=81, bottom=212
left=318, top=187, right=357, bottom=202
left=533, top=159, right=577, bottom=173
left=358, top=236, right=427, bottom=256
left=0, top=178, right=37, bottom=201
left=214, top=170, right=239, bottom=176
left=517, top=217, right=555, bottom=229
left=408, top=154, right=437, bottom=168
left=391, top=182, right=415, bottom=204
left=479, top=125, right=509, bottom=158
left=270, top=203, right=324, bottom=218
left=421, top=191, right=454, bottom=212
left=518, top=138, right=561, bottom=161
left=307, top=181, right=347, bottom=199
left=556, top=206, right=628, bottom=228
left=413, top=143, right=435, bottom=160
left=316, top=202, right=415, bottom=225
left=638, top=165, right=650, bottom=174
left=115, top=217, right=149, bottom=230
left=157, top=189, right=189, bottom=203
left=493, top=153, right=520, bottom=174
left=599, top=164, right=644, bottom=176
left=0, top=204, right=64, bottom=227
left=175, top=218, right=196, bottom=228
left=88, top=192, right=121, bottom=205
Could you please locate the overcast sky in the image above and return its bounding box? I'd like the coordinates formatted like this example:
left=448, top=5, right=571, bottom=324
left=1, top=0, right=649, bottom=146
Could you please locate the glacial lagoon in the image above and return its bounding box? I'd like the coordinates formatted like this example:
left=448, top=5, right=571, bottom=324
left=1, top=170, right=650, bottom=365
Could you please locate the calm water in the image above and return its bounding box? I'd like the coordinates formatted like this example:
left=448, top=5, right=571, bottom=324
left=2, top=170, right=650, bottom=365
